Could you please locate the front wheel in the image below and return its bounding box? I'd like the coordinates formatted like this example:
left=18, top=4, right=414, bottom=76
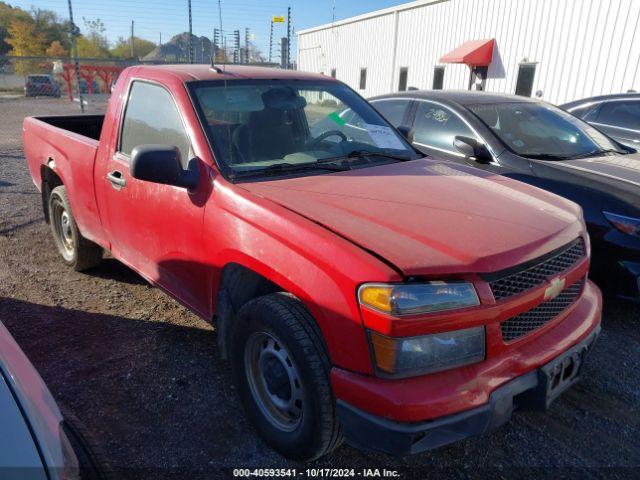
left=230, top=293, right=342, bottom=461
left=48, top=185, right=102, bottom=271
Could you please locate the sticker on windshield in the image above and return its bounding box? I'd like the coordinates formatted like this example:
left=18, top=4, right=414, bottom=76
left=328, top=111, right=346, bottom=126
left=364, top=124, right=406, bottom=150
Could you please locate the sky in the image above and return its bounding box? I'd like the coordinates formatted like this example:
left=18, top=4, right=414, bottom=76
left=9, top=0, right=408, bottom=59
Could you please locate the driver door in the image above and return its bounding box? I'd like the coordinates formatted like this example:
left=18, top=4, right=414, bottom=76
left=409, top=100, right=503, bottom=174
left=97, top=80, right=211, bottom=315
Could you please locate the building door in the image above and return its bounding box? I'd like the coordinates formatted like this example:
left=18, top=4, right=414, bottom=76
left=468, top=66, right=488, bottom=91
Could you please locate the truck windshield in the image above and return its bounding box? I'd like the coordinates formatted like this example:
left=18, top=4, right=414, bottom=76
left=468, top=102, right=625, bottom=159
left=189, top=79, right=419, bottom=179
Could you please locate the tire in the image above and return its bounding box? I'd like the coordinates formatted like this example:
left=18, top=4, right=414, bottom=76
left=61, top=409, right=113, bottom=480
left=230, top=293, right=342, bottom=461
left=48, top=185, right=102, bottom=271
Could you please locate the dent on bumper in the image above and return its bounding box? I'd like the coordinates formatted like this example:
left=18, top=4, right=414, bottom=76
left=331, top=280, right=602, bottom=424
left=336, top=324, right=601, bottom=456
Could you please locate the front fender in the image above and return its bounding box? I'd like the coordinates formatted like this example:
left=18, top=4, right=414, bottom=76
left=205, top=182, right=401, bottom=374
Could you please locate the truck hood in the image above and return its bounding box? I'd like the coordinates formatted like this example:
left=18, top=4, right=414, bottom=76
left=241, top=159, right=583, bottom=276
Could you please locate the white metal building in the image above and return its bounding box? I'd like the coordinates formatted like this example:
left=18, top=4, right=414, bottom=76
left=297, top=0, right=640, bottom=105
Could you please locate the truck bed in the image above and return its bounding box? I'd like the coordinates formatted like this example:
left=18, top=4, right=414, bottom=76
left=23, top=114, right=107, bottom=248
left=34, top=115, right=104, bottom=141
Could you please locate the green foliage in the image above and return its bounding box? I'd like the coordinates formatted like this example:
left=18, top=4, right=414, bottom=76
left=110, top=36, right=156, bottom=59
left=0, top=1, right=32, bottom=55
left=76, top=17, right=110, bottom=58
left=31, top=8, right=71, bottom=51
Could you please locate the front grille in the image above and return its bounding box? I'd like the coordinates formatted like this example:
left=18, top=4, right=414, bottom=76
left=486, top=239, right=585, bottom=301
left=500, top=279, right=584, bottom=342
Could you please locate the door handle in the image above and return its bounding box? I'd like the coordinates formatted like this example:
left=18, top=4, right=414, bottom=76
left=106, top=170, right=126, bottom=188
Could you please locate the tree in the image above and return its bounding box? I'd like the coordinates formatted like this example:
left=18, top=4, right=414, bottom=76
left=46, top=40, right=68, bottom=58
left=110, top=36, right=156, bottom=59
left=5, top=19, right=47, bottom=73
left=76, top=18, right=110, bottom=58
left=0, top=2, right=31, bottom=55
left=31, top=8, right=71, bottom=51
left=76, top=36, right=109, bottom=58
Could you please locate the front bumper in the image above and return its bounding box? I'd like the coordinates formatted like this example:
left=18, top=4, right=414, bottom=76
left=337, top=323, right=601, bottom=456
left=590, top=230, right=640, bottom=300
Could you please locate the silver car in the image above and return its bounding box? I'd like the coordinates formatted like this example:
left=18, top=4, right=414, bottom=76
left=0, top=321, right=105, bottom=480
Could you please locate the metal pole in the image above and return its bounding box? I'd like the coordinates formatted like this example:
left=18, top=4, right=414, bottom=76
left=268, top=20, right=273, bottom=63
left=188, top=0, right=193, bottom=63
left=66, top=0, right=84, bottom=112
left=286, top=6, right=291, bottom=69
left=130, top=21, right=135, bottom=58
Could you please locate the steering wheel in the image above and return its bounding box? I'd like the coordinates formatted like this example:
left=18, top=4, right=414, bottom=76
left=307, top=130, right=348, bottom=148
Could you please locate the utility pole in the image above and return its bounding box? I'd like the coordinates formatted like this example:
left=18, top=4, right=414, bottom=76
left=245, top=27, right=250, bottom=63
left=286, top=6, right=291, bottom=69
left=233, top=30, right=240, bottom=63
left=188, top=0, right=193, bottom=63
left=66, top=0, right=84, bottom=112
left=213, top=28, right=220, bottom=62
left=159, top=32, right=162, bottom=46
left=268, top=19, right=274, bottom=63
left=280, top=37, right=288, bottom=69
left=130, top=21, right=135, bottom=58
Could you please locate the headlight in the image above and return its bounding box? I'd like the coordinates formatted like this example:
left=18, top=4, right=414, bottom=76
left=358, top=282, right=479, bottom=316
left=369, top=327, right=485, bottom=377
left=604, top=211, right=640, bottom=238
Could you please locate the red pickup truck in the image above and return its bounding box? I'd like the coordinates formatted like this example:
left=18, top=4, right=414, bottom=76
left=24, top=65, right=602, bottom=460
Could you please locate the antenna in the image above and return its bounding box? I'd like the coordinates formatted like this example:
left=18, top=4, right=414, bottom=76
left=218, top=0, right=225, bottom=72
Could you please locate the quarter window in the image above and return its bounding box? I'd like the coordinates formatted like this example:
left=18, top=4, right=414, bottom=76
left=413, top=101, right=477, bottom=152
left=371, top=99, right=409, bottom=128
left=120, top=81, right=191, bottom=163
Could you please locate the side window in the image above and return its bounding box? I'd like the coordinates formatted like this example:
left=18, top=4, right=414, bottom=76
left=413, top=101, right=476, bottom=152
left=596, top=101, right=640, bottom=130
left=119, top=82, right=191, bottom=163
left=371, top=99, right=409, bottom=128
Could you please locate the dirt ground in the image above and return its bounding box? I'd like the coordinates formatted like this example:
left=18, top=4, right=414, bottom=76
left=0, top=96, right=639, bottom=479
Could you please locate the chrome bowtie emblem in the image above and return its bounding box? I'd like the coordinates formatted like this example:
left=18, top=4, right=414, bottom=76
left=544, top=277, right=566, bottom=301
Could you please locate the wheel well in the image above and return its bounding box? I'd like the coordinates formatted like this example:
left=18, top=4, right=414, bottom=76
left=40, top=165, right=63, bottom=223
left=215, top=263, right=282, bottom=359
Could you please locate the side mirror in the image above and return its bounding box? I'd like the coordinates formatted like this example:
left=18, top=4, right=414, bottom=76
left=453, top=136, right=492, bottom=164
left=397, top=125, right=414, bottom=144
left=130, top=145, right=199, bottom=189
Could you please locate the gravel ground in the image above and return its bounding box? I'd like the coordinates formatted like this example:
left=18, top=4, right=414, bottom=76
left=0, top=96, right=639, bottom=479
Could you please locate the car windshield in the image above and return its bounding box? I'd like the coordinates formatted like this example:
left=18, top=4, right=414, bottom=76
left=468, top=102, right=624, bottom=159
left=189, top=79, right=419, bottom=179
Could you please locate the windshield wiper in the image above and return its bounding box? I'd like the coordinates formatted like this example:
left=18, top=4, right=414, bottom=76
left=318, top=149, right=417, bottom=166
left=346, top=149, right=417, bottom=162
left=230, top=161, right=349, bottom=180
left=566, top=148, right=624, bottom=160
left=525, top=153, right=571, bottom=160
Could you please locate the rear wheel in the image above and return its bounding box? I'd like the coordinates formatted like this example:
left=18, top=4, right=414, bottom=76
left=48, top=185, right=102, bottom=271
left=230, top=293, right=342, bottom=461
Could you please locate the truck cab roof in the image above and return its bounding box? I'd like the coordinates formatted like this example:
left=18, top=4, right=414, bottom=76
left=126, top=64, right=334, bottom=83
